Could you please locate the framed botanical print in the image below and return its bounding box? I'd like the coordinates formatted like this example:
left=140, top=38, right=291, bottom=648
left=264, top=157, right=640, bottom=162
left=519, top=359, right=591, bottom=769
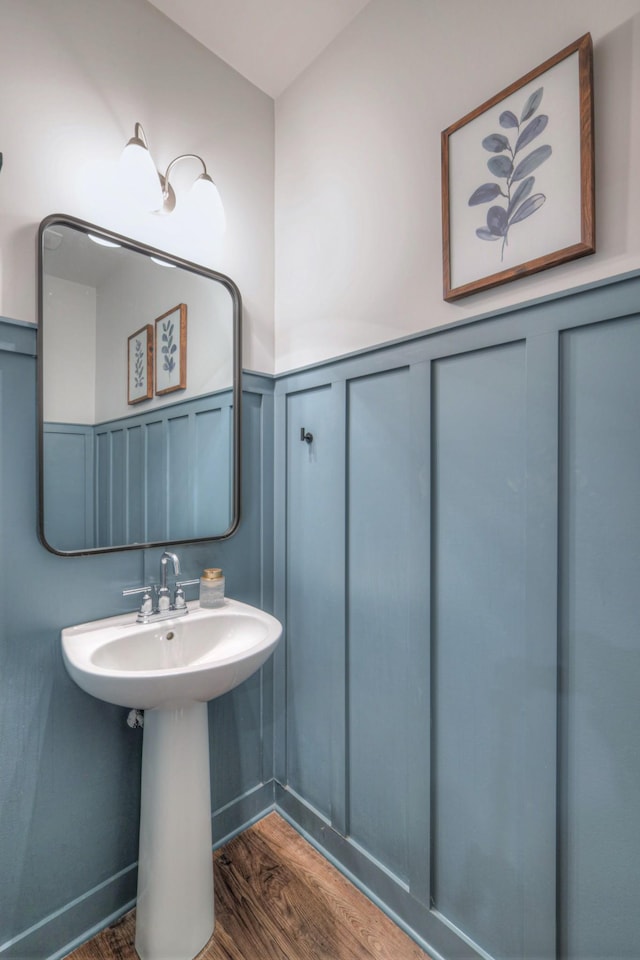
left=441, top=34, right=595, bottom=301
left=127, top=324, right=153, bottom=404
left=155, top=303, right=187, bottom=396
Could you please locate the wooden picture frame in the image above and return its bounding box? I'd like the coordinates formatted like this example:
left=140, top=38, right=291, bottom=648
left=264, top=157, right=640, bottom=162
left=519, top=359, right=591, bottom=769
left=127, top=324, right=153, bottom=404
left=154, top=303, right=187, bottom=396
left=441, top=33, right=594, bottom=302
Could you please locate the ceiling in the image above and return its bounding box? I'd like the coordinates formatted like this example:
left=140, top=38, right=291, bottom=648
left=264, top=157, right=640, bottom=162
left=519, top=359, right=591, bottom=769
left=147, top=0, right=371, bottom=98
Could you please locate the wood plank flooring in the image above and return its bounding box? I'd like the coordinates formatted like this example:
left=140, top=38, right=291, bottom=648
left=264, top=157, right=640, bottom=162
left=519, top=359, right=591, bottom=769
left=66, top=812, right=430, bottom=960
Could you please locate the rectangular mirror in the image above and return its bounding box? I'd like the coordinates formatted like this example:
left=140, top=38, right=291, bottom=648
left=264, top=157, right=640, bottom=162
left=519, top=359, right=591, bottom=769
left=38, top=214, right=241, bottom=555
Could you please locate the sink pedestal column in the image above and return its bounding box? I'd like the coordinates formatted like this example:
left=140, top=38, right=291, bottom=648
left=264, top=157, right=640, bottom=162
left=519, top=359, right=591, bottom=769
left=135, top=701, right=214, bottom=960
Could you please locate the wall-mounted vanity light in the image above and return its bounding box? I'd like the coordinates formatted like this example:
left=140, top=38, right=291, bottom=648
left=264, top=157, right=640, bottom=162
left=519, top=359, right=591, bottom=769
left=120, top=122, right=226, bottom=238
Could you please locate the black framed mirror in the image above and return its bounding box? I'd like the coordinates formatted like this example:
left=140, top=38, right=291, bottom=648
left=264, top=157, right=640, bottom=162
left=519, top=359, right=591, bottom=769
left=38, top=214, right=241, bottom=555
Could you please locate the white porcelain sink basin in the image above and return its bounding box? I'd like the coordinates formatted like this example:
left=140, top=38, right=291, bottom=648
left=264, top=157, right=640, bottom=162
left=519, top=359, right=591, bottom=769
left=61, top=598, right=282, bottom=710
left=61, top=597, right=282, bottom=960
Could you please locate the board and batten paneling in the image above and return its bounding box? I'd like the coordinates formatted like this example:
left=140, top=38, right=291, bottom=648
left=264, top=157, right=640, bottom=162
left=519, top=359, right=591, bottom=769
left=283, top=385, right=346, bottom=824
left=275, top=273, right=640, bottom=960
left=431, top=343, right=531, bottom=958
left=42, top=423, right=94, bottom=550
left=209, top=387, right=276, bottom=820
left=1, top=368, right=275, bottom=960
left=97, top=392, right=233, bottom=547
left=44, top=391, right=233, bottom=551
left=559, top=317, right=640, bottom=960
left=347, top=367, right=429, bottom=888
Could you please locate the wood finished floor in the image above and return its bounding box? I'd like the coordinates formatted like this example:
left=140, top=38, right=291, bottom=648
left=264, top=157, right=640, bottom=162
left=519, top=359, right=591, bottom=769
left=66, top=812, right=430, bottom=960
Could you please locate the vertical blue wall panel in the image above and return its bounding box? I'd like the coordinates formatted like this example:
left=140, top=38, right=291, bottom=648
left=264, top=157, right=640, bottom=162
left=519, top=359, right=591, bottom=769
left=95, top=430, right=111, bottom=547
left=208, top=390, right=273, bottom=810
left=347, top=368, right=414, bottom=883
left=210, top=671, right=263, bottom=810
left=431, top=343, right=529, bottom=959
left=110, top=429, right=125, bottom=546
left=42, top=426, right=93, bottom=551
left=167, top=414, right=191, bottom=541
left=194, top=407, right=232, bottom=533
left=559, top=316, right=640, bottom=959
left=285, top=385, right=345, bottom=822
left=145, top=420, right=166, bottom=544
left=126, top=425, right=145, bottom=545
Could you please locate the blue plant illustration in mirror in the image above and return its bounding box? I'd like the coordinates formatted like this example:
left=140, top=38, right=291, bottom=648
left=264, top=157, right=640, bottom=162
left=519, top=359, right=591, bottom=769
left=468, top=87, right=552, bottom=260
left=161, top=318, right=177, bottom=375
left=134, top=339, right=145, bottom=389
left=127, top=323, right=152, bottom=404
left=154, top=303, right=187, bottom=396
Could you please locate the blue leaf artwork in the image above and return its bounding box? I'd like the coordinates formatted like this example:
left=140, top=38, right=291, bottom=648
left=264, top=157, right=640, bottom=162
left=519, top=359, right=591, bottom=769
left=133, top=338, right=145, bottom=389
left=469, top=86, right=551, bottom=260
left=161, top=319, right=177, bottom=375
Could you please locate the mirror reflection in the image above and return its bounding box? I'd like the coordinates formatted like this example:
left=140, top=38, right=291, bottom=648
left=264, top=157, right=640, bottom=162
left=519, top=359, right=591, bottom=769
left=38, top=215, right=241, bottom=555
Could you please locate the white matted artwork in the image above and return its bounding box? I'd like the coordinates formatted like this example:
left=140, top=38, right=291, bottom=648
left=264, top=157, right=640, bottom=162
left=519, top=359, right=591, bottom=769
left=154, top=303, right=187, bottom=396
left=127, top=323, right=153, bottom=404
left=441, top=34, right=594, bottom=301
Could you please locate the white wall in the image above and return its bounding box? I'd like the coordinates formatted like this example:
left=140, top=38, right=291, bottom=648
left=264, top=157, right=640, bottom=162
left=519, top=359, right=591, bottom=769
left=0, top=0, right=274, bottom=373
left=44, top=251, right=234, bottom=424
left=94, top=257, right=234, bottom=423
left=275, top=0, right=640, bottom=373
left=42, top=275, right=96, bottom=423
left=4, top=0, right=640, bottom=378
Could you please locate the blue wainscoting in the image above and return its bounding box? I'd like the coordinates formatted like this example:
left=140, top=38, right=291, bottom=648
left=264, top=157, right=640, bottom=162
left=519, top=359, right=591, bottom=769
left=273, top=272, right=640, bottom=960
left=4, top=270, right=640, bottom=960
left=559, top=319, right=640, bottom=960
left=0, top=322, right=275, bottom=960
left=44, top=390, right=234, bottom=551
left=43, top=423, right=94, bottom=550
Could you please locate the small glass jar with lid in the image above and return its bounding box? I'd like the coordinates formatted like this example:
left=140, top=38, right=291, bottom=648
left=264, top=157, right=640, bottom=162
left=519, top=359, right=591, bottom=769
left=199, top=568, right=225, bottom=608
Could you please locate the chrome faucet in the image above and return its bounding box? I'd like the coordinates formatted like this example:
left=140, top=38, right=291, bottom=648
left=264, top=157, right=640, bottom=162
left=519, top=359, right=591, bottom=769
left=158, top=551, right=180, bottom=612
left=122, top=551, right=198, bottom=623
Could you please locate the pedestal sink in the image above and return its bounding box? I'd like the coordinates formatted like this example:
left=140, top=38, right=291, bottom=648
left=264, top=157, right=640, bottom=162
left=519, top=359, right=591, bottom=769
left=61, top=599, right=282, bottom=960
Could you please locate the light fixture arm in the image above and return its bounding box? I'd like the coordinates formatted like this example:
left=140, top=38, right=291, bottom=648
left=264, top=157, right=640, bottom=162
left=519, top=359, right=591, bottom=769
left=163, top=153, right=209, bottom=184
left=130, top=121, right=151, bottom=150
left=159, top=154, right=215, bottom=214
left=122, top=123, right=224, bottom=227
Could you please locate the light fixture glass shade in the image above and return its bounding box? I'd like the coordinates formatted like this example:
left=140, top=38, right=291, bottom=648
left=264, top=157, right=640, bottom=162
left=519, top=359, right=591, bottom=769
left=189, top=174, right=226, bottom=242
left=88, top=233, right=121, bottom=248
left=120, top=138, right=164, bottom=212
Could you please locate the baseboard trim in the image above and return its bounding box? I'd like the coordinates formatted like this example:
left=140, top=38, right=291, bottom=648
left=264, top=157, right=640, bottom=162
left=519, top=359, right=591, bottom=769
left=0, top=783, right=275, bottom=960
left=1, top=866, right=137, bottom=960
left=274, top=783, right=474, bottom=960
left=10, top=780, right=474, bottom=960
left=212, top=781, right=275, bottom=848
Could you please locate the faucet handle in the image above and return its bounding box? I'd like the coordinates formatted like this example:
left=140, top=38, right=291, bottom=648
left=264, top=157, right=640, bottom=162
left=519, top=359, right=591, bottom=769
left=174, top=585, right=186, bottom=609
left=122, top=585, right=153, bottom=597
left=123, top=585, right=155, bottom=619
left=139, top=590, right=154, bottom=617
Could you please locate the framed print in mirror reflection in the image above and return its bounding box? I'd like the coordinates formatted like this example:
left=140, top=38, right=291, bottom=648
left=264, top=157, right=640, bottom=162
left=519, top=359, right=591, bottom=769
left=155, top=303, right=187, bottom=396
left=127, top=323, right=153, bottom=404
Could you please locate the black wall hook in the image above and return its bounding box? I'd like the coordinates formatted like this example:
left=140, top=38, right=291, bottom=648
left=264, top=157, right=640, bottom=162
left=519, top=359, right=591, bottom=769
left=300, top=427, right=313, bottom=444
